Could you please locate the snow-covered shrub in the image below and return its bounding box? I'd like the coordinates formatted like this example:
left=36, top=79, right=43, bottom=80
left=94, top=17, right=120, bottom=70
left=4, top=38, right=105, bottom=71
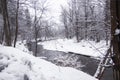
left=53, top=54, right=84, bottom=70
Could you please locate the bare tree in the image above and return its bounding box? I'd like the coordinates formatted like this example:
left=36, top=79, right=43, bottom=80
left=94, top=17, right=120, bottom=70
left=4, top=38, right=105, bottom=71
left=31, top=0, right=48, bottom=56
left=61, top=7, right=69, bottom=39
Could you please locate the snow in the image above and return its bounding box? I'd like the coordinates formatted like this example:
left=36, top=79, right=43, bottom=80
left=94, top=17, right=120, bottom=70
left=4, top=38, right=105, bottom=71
left=115, top=29, right=120, bottom=35
left=0, top=45, right=98, bottom=80
left=39, top=39, right=109, bottom=58
left=16, top=41, right=29, bottom=53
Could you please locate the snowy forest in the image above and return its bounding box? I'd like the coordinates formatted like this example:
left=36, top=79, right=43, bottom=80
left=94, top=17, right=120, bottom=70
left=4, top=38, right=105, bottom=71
left=0, top=0, right=120, bottom=80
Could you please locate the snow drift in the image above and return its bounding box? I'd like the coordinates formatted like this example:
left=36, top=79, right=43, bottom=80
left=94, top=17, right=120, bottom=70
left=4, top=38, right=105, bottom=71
left=0, top=45, right=98, bottom=80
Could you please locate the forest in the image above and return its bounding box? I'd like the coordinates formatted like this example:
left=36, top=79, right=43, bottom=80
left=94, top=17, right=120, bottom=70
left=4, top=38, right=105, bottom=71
left=0, top=0, right=120, bottom=80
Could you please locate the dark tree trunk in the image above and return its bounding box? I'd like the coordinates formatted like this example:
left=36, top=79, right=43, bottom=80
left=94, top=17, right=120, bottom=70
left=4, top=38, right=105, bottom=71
left=14, top=0, right=19, bottom=47
left=84, top=0, right=88, bottom=40
left=1, top=0, right=11, bottom=46
left=34, top=29, right=38, bottom=57
left=75, top=15, right=79, bottom=42
left=1, top=29, right=4, bottom=44
left=34, top=14, right=38, bottom=57
left=110, top=0, right=120, bottom=80
left=65, top=26, right=69, bottom=39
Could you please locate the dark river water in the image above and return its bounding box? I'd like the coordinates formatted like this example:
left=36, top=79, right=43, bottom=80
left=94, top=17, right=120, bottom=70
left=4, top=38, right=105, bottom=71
left=27, top=42, right=113, bottom=80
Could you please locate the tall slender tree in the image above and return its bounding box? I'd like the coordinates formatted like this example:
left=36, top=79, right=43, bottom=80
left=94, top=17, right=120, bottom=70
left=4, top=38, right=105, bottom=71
left=104, top=0, right=110, bottom=45
left=14, top=0, right=19, bottom=47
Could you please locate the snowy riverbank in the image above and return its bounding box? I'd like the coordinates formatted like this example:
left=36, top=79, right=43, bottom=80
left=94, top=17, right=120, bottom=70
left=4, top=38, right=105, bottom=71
left=39, top=39, right=109, bottom=58
left=0, top=45, right=98, bottom=80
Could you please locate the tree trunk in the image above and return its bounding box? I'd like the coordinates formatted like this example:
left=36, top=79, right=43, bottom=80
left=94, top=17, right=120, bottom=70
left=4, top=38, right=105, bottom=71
left=1, top=0, right=11, bottom=46
left=34, top=12, right=38, bottom=56
left=74, top=0, right=79, bottom=42
left=110, top=0, right=120, bottom=80
left=65, top=25, right=69, bottom=39
left=34, top=29, right=38, bottom=57
left=104, top=0, right=110, bottom=45
left=14, top=0, right=19, bottom=47
left=75, top=15, right=79, bottom=42
left=84, top=0, right=88, bottom=40
left=94, top=47, right=111, bottom=80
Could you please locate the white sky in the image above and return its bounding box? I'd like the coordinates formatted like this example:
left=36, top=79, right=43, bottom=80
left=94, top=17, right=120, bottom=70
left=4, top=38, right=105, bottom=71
left=47, top=0, right=68, bottom=24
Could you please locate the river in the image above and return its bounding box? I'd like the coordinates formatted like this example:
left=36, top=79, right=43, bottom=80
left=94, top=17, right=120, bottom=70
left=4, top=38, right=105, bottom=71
left=27, top=42, right=113, bottom=80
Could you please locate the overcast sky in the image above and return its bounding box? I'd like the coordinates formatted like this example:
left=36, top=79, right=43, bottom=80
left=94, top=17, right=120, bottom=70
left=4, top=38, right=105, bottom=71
left=45, top=0, right=68, bottom=24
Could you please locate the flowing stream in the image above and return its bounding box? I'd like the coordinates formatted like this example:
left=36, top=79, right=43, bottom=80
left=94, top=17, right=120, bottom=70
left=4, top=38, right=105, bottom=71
left=27, top=42, right=113, bottom=80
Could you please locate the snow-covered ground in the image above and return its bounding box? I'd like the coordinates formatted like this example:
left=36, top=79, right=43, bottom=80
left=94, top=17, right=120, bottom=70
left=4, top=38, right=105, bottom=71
left=16, top=41, right=30, bottom=53
left=0, top=45, right=98, bottom=80
left=39, top=39, right=109, bottom=58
